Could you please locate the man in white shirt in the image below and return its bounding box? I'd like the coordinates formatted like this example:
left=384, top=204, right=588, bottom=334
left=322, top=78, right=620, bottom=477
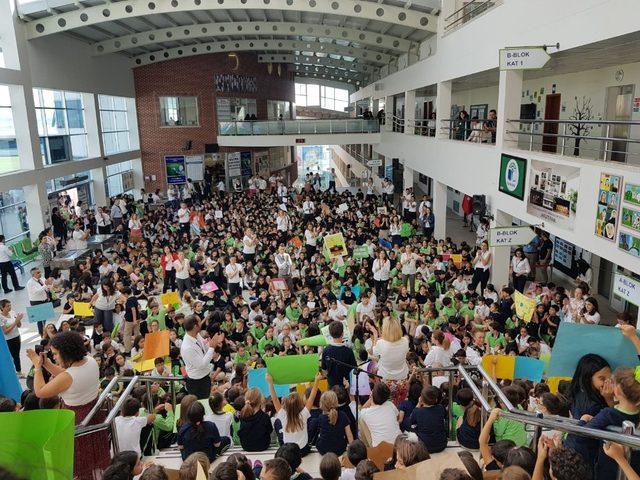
left=359, top=383, right=402, bottom=447
left=180, top=315, right=224, bottom=399
left=177, top=202, right=191, bottom=237
left=27, top=267, right=53, bottom=335
left=302, top=197, right=315, bottom=221
left=328, top=299, right=347, bottom=321
left=95, top=207, right=112, bottom=234
left=0, top=235, right=24, bottom=294
left=399, top=246, right=419, bottom=295
left=224, top=256, right=243, bottom=297
left=274, top=245, right=293, bottom=279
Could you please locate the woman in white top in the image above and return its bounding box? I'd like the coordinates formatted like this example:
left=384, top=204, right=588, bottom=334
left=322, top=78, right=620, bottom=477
left=304, top=224, right=318, bottom=258
left=242, top=228, right=257, bottom=263
left=268, top=372, right=321, bottom=452
left=423, top=330, right=453, bottom=368
left=578, top=297, right=601, bottom=325
left=71, top=222, right=90, bottom=250
left=175, top=251, right=193, bottom=299
left=389, top=216, right=402, bottom=247
left=225, top=256, right=243, bottom=297
left=516, top=326, right=530, bottom=354
left=469, top=240, right=492, bottom=294
left=128, top=213, right=143, bottom=244
left=91, top=279, right=118, bottom=333
left=509, top=248, right=531, bottom=293
left=27, top=330, right=109, bottom=478
left=0, top=299, right=23, bottom=376
left=371, top=318, right=409, bottom=405
left=372, top=250, right=391, bottom=300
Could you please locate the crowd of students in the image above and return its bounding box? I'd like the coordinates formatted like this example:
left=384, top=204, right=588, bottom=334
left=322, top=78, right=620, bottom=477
left=0, top=174, right=638, bottom=480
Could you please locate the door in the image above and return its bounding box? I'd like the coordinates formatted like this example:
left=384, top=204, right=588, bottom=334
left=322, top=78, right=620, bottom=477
left=604, top=84, right=634, bottom=162
left=542, top=94, right=561, bottom=153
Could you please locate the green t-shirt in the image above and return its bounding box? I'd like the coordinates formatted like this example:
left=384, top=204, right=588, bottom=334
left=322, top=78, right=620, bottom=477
left=250, top=324, right=266, bottom=340
left=258, top=336, right=279, bottom=354
left=439, top=305, right=458, bottom=319
left=234, top=350, right=250, bottom=364
left=147, top=307, right=167, bottom=330
left=493, top=409, right=527, bottom=446
left=285, top=306, right=302, bottom=322
left=459, top=305, right=475, bottom=320
left=485, top=332, right=507, bottom=349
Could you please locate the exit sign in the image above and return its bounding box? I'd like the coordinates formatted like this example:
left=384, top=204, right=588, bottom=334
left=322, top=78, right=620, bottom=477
left=295, top=138, right=306, bottom=144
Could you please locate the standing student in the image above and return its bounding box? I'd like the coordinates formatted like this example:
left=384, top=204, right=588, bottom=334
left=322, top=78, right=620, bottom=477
left=0, top=235, right=23, bottom=294
left=269, top=372, right=321, bottom=455
left=180, top=316, right=224, bottom=399
left=161, top=246, right=178, bottom=293
left=510, top=248, right=531, bottom=293
left=238, top=387, right=273, bottom=451
left=121, top=287, right=140, bottom=355
left=321, top=321, right=357, bottom=388
left=468, top=241, right=492, bottom=294
left=372, top=250, right=390, bottom=300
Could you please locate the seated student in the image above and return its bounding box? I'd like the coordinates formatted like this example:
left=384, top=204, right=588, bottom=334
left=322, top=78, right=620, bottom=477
left=332, top=385, right=357, bottom=437
left=269, top=372, right=321, bottom=454
left=409, top=386, right=447, bottom=454
left=205, top=392, right=233, bottom=441
left=490, top=388, right=527, bottom=447
left=140, top=394, right=176, bottom=454
left=275, top=443, right=313, bottom=480
left=139, top=465, right=169, bottom=480
left=455, top=388, right=481, bottom=450
left=341, top=440, right=367, bottom=480
left=317, top=390, right=354, bottom=455
left=321, top=321, right=357, bottom=388
left=238, top=388, right=273, bottom=451
left=260, top=458, right=292, bottom=480
left=114, top=397, right=156, bottom=455
left=306, top=385, right=322, bottom=446
left=354, top=460, right=379, bottom=480
left=359, top=383, right=402, bottom=447
left=398, top=378, right=422, bottom=432
left=320, top=453, right=342, bottom=480
left=178, top=452, right=210, bottom=480
left=177, top=401, right=230, bottom=462
left=393, top=435, right=430, bottom=469
left=102, top=451, right=145, bottom=480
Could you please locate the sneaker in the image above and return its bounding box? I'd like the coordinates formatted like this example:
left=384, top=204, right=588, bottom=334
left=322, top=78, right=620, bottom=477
left=15, top=286, right=24, bottom=291
left=3, top=289, right=12, bottom=294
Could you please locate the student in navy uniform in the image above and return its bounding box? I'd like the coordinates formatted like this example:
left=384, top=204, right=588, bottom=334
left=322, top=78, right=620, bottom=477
left=178, top=401, right=229, bottom=461
left=409, top=386, right=447, bottom=454
left=321, top=321, right=356, bottom=388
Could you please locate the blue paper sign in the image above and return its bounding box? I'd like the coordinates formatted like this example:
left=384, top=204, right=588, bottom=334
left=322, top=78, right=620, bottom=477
left=0, top=333, right=22, bottom=402
left=339, top=285, right=361, bottom=301
left=549, top=323, right=640, bottom=378
left=248, top=368, right=291, bottom=398
left=378, top=238, right=392, bottom=249
left=26, top=302, right=56, bottom=323
left=514, top=356, right=545, bottom=382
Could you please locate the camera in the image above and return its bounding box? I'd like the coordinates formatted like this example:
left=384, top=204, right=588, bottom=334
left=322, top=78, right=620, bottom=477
left=34, top=345, right=44, bottom=355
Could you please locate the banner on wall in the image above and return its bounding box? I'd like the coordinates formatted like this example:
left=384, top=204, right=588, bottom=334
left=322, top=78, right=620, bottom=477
left=498, top=153, right=527, bottom=200
left=254, top=151, right=270, bottom=175
left=301, top=146, right=323, bottom=163
left=227, top=152, right=241, bottom=177
left=595, top=173, right=622, bottom=241
left=165, top=155, right=186, bottom=184
left=185, top=155, right=205, bottom=182
left=527, top=160, right=580, bottom=230
left=240, top=151, right=253, bottom=177
left=613, top=273, right=640, bottom=307
left=384, top=164, right=393, bottom=181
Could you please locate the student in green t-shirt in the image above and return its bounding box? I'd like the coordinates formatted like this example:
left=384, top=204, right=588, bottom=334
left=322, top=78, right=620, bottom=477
left=258, top=326, right=279, bottom=354
left=249, top=316, right=266, bottom=340
left=147, top=300, right=167, bottom=330
left=438, top=296, right=458, bottom=319
left=285, top=298, right=302, bottom=322
left=485, top=322, right=507, bottom=353
left=459, top=298, right=476, bottom=322
left=234, top=344, right=250, bottom=364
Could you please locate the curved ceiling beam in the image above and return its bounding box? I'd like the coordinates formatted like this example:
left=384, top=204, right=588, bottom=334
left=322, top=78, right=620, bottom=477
left=258, top=54, right=374, bottom=74
left=26, top=0, right=436, bottom=39
left=94, top=21, right=414, bottom=55
left=294, top=71, right=363, bottom=85
left=132, top=38, right=392, bottom=66
left=292, top=65, right=365, bottom=82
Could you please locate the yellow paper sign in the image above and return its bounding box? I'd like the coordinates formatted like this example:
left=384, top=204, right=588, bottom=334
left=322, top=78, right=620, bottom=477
left=324, top=232, right=347, bottom=259
left=547, top=376, right=572, bottom=394
left=133, top=357, right=171, bottom=373
left=514, top=290, right=536, bottom=323
left=160, top=291, right=180, bottom=306
left=295, top=379, right=329, bottom=396
left=482, top=354, right=516, bottom=380
left=73, top=302, right=94, bottom=317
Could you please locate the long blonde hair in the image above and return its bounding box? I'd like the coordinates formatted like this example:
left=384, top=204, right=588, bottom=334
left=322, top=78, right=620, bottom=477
left=320, top=390, right=339, bottom=425
left=240, top=388, right=264, bottom=418
left=283, top=393, right=305, bottom=432
left=381, top=318, right=403, bottom=342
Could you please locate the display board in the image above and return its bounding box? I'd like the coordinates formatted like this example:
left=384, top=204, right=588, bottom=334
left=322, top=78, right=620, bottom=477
left=498, top=153, right=527, bottom=200
left=527, top=160, right=580, bottom=230
left=185, top=155, right=204, bottom=182
left=165, top=155, right=186, bottom=184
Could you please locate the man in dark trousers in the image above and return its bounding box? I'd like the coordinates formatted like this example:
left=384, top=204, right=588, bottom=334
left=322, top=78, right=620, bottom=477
left=321, top=321, right=356, bottom=388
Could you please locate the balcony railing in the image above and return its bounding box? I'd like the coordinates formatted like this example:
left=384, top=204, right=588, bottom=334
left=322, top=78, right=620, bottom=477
left=218, top=119, right=380, bottom=136
left=506, top=118, right=640, bottom=164
left=445, top=0, right=498, bottom=32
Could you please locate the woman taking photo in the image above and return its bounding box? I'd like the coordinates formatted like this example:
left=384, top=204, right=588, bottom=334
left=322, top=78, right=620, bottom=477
left=509, top=248, right=531, bottom=293
left=372, top=250, right=390, bottom=301
left=128, top=213, right=143, bottom=244
left=175, top=251, right=193, bottom=299
left=468, top=240, right=492, bottom=294
left=161, top=246, right=179, bottom=293
left=26, top=331, right=109, bottom=479
left=370, top=318, right=409, bottom=405
left=0, top=299, right=23, bottom=377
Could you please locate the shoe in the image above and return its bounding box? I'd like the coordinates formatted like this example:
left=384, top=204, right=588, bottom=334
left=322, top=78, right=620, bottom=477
left=15, top=286, right=24, bottom=291
left=3, top=289, right=12, bottom=294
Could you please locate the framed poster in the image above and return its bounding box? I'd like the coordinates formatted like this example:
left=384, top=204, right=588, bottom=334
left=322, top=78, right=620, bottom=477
left=165, top=155, right=186, bottom=184
left=226, top=152, right=241, bottom=177
left=619, top=231, right=640, bottom=258
left=621, top=207, right=640, bottom=233
left=498, top=153, right=527, bottom=200
left=185, top=155, right=204, bottom=182
left=594, top=173, right=622, bottom=241
left=527, top=160, right=580, bottom=230
left=624, top=182, right=640, bottom=207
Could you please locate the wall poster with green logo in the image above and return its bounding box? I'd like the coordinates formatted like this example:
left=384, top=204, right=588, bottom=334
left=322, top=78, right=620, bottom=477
left=498, top=153, right=527, bottom=200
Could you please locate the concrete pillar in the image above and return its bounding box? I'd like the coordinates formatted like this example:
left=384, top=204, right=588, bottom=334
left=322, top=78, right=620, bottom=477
left=384, top=96, right=393, bottom=131
left=23, top=183, right=48, bottom=233
left=131, top=158, right=145, bottom=200
left=85, top=93, right=103, bottom=160
left=496, top=70, right=523, bottom=149
left=435, top=81, right=452, bottom=139
left=372, top=98, right=380, bottom=115
left=432, top=180, right=447, bottom=239
left=404, top=89, right=416, bottom=135
left=490, top=209, right=513, bottom=289
left=91, top=166, right=108, bottom=208
left=403, top=164, right=414, bottom=192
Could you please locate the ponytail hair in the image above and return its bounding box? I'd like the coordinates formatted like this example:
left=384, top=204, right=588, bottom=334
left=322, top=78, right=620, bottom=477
left=433, top=330, right=450, bottom=350
left=320, top=391, right=339, bottom=426
left=187, top=401, right=206, bottom=440
left=240, top=388, right=264, bottom=419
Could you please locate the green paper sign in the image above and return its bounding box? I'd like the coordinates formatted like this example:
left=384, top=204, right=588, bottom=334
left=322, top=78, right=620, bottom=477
left=353, top=245, right=370, bottom=259
left=498, top=153, right=527, bottom=201
left=0, top=409, right=75, bottom=480
left=265, top=354, right=318, bottom=384
left=297, top=334, right=328, bottom=347
left=400, top=223, right=413, bottom=238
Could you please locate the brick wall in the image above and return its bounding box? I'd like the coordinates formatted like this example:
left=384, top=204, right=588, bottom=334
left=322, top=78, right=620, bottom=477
left=133, top=52, right=295, bottom=191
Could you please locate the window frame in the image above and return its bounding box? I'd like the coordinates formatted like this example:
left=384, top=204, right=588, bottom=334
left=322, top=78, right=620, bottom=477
left=159, top=95, right=200, bottom=127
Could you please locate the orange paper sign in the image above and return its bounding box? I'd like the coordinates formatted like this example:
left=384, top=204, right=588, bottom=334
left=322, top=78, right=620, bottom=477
left=143, top=330, right=171, bottom=360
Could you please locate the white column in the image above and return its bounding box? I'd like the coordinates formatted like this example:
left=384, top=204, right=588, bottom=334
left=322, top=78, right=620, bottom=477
left=404, top=89, right=416, bottom=135
left=402, top=164, right=414, bottom=192
left=91, top=166, right=108, bottom=207
left=85, top=93, right=103, bottom=159
left=384, top=95, right=393, bottom=131
left=372, top=98, right=380, bottom=115
left=23, top=183, right=48, bottom=233
left=490, top=209, right=513, bottom=289
left=432, top=180, right=447, bottom=239
left=496, top=70, right=523, bottom=149
left=9, top=85, right=42, bottom=171
left=435, top=81, right=452, bottom=139
left=131, top=158, right=145, bottom=200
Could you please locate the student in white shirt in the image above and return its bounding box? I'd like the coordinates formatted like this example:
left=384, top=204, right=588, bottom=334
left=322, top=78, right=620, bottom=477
left=71, top=222, right=90, bottom=250
left=360, top=382, right=402, bottom=447
left=304, top=224, right=318, bottom=257
left=302, top=197, right=315, bottom=220
left=95, top=207, right=112, bottom=234
left=224, top=256, right=243, bottom=297
left=242, top=228, right=257, bottom=263
left=205, top=392, right=234, bottom=440
left=27, top=267, right=53, bottom=336
left=510, top=248, right=531, bottom=293
left=114, top=397, right=155, bottom=455
left=177, top=202, right=191, bottom=237
left=0, top=299, right=23, bottom=375
left=399, top=246, right=420, bottom=295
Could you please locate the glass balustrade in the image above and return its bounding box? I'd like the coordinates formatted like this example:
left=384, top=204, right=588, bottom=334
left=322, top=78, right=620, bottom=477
left=218, top=119, right=380, bottom=135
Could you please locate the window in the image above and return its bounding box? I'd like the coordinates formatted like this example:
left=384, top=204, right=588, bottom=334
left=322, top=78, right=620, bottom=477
left=0, top=85, right=19, bottom=174
left=295, top=83, right=320, bottom=107
left=321, top=86, right=349, bottom=112
left=159, top=96, right=199, bottom=126
left=0, top=189, right=29, bottom=241
left=267, top=100, right=291, bottom=120
left=99, top=95, right=132, bottom=155
left=216, top=98, right=257, bottom=122
left=34, top=88, right=88, bottom=164
left=105, top=160, right=134, bottom=197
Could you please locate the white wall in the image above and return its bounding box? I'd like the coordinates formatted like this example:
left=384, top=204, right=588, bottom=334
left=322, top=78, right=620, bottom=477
left=373, top=132, right=640, bottom=274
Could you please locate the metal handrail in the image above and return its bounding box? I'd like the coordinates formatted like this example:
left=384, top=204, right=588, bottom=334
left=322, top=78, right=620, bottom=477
left=445, top=0, right=496, bottom=30
left=509, top=118, right=640, bottom=125
left=218, top=118, right=380, bottom=136
left=80, top=376, right=119, bottom=427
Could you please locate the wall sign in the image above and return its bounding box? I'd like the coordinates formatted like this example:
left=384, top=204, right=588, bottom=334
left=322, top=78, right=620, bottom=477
left=499, top=47, right=550, bottom=70
left=613, top=273, right=640, bottom=307
left=227, top=152, right=241, bottom=177
left=595, top=173, right=622, bottom=241
left=165, top=155, right=186, bottom=184
left=215, top=74, right=257, bottom=93
left=498, top=153, right=527, bottom=200
left=489, top=226, right=536, bottom=247
left=527, top=160, right=580, bottom=230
